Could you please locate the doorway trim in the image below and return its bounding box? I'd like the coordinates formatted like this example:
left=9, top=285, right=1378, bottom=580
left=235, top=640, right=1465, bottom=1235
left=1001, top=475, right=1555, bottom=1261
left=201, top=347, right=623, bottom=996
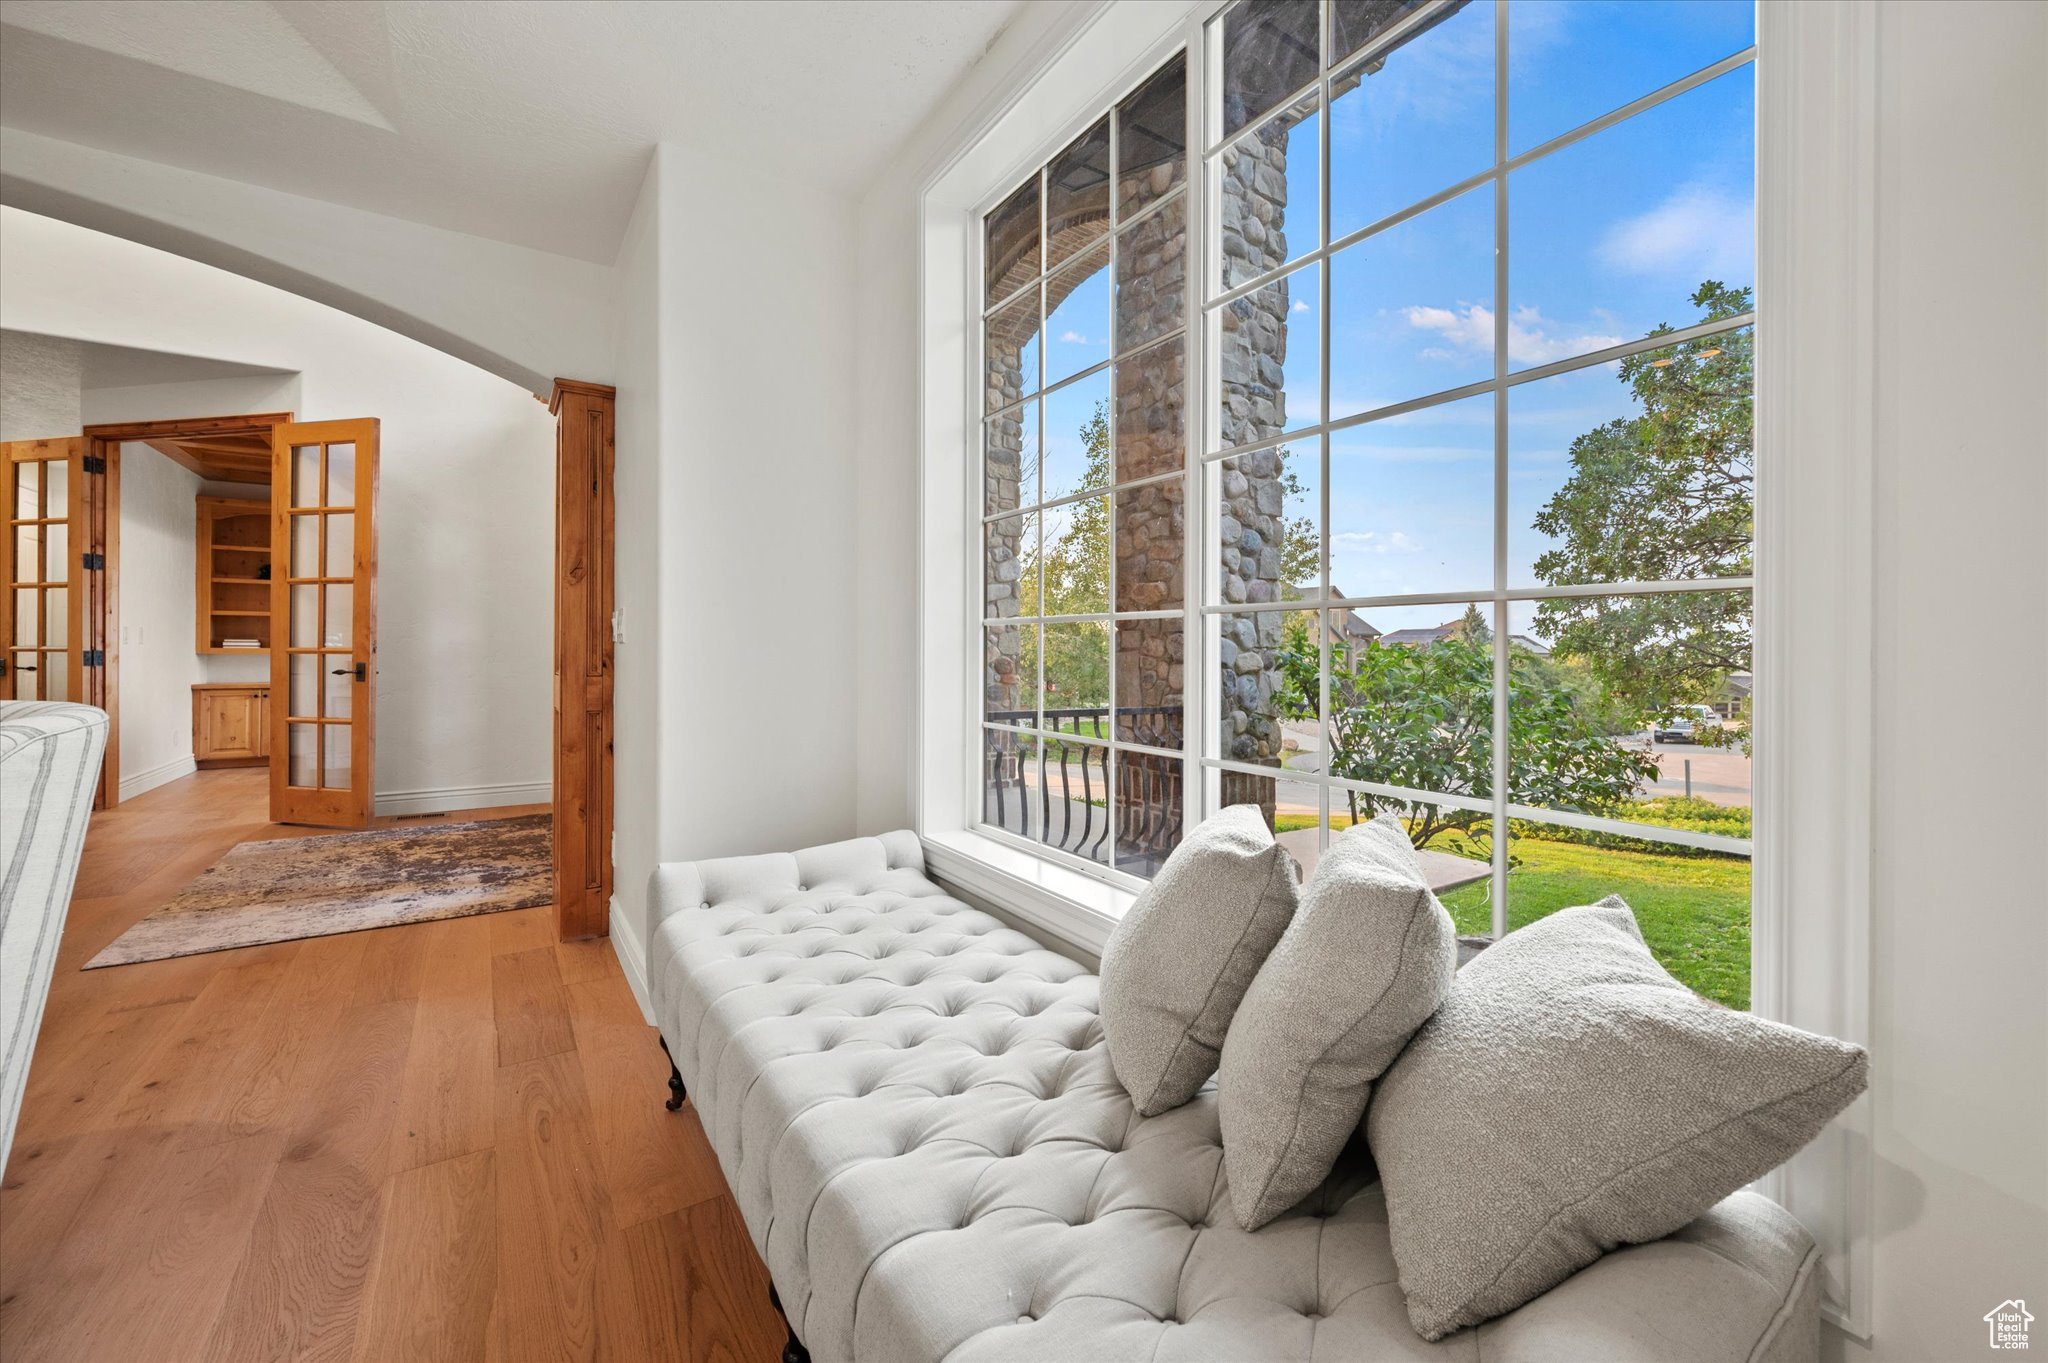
left=80, top=393, right=617, bottom=945
left=78, top=412, right=295, bottom=809
left=548, top=379, right=615, bottom=941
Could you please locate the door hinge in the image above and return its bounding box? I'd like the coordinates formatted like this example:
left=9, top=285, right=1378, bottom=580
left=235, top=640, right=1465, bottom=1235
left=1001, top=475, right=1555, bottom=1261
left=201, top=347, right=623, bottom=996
left=83, top=649, right=105, bottom=667
left=81, top=455, right=107, bottom=475
left=81, top=551, right=105, bottom=571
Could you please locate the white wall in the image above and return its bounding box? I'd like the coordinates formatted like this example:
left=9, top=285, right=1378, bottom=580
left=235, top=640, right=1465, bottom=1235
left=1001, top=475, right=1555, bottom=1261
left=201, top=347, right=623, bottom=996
left=1, top=127, right=611, bottom=394
left=111, top=441, right=206, bottom=797
left=0, top=330, right=82, bottom=439
left=1843, top=2, right=2048, bottom=1358
left=0, top=207, right=556, bottom=814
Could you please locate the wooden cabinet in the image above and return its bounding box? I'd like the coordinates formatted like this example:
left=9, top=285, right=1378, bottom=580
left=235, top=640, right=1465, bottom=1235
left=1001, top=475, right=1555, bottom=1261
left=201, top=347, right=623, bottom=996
left=196, top=495, right=271, bottom=654
left=193, top=684, right=270, bottom=766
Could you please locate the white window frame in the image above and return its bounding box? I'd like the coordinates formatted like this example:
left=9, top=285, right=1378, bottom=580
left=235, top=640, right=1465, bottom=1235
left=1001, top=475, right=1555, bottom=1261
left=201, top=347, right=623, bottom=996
left=916, top=0, right=1874, bottom=1335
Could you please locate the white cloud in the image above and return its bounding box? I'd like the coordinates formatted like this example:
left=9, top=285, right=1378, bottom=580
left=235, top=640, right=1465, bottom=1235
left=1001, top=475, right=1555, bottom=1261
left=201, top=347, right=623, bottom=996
left=1331, top=530, right=1421, bottom=554
left=1058, top=329, right=1095, bottom=345
left=1292, top=299, right=1311, bottom=313
left=1598, top=186, right=1754, bottom=280
left=1402, top=302, right=1623, bottom=366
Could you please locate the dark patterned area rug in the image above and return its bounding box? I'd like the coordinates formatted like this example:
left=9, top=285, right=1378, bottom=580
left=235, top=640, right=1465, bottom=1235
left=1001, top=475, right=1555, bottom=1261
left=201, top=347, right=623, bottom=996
left=84, top=813, right=552, bottom=968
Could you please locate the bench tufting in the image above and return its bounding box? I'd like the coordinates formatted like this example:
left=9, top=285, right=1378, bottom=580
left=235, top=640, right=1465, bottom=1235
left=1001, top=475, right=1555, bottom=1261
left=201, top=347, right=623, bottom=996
left=648, top=831, right=1821, bottom=1363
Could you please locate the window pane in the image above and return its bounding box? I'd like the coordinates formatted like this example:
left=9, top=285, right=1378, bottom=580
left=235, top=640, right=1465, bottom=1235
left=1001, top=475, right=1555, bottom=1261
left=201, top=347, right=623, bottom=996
left=1440, top=820, right=1752, bottom=1009
left=1509, top=64, right=1754, bottom=372
left=289, top=652, right=318, bottom=719
left=985, top=624, right=1038, bottom=728
left=13, top=460, right=38, bottom=516
left=1116, top=748, right=1184, bottom=876
left=291, top=513, right=318, bottom=576
left=322, top=723, right=351, bottom=790
left=1045, top=239, right=1111, bottom=387
left=1330, top=0, right=1494, bottom=238
left=1042, top=370, right=1111, bottom=503
left=1042, top=620, right=1110, bottom=718
left=1047, top=117, right=1111, bottom=269
left=324, top=583, right=353, bottom=647
left=42, top=649, right=67, bottom=701
left=985, top=288, right=1041, bottom=415
left=1039, top=496, right=1109, bottom=615
left=1505, top=590, right=1752, bottom=817
left=324, top=512, right=354, bottom=578
left=12, top=525, right=37, bottom=582
left=1220, top=0, right=1321, bottom=137
left=325, top=655, right=354, bottom=721
left=1037, top=736, right=1112, bottom=869
left=1118, top=53, right=1186, bottom=219
left=983, top=728, right=1040, bottom=842
left=1332, top=0, right=1432, bottom=67
left=985, top=401, right=1037, bottom=517
left=291, top=445, right=321, bottom=508
left=13, top=590, right=35, bottom=646
left=1217, top=262, right=1321, bottom=450
left=1329, top=393, right=1492, bottom=600
left=1509, top=0, right=1756, bottom=155
left=1113, top=337, right=1185, bottom=483
left=290, top=584, right=318, bottom=647
left=287, top=723, right=318, bottom=787
left=1116, top=618, right=1184, bottom=749
left=1218, top=439, right=1318, bottom=606
left=1116, top=479, right=1184, bottom=612
left=985, top=174, right=1041, bottom=307
left=323, top=443, right=355, bottom=508
left=1508, top=323, right=1752, bottom=589
left=44, top=522, right=65, bottom=575
left=1324, top=599, right=1496, bottom=801
left=984, top=512, right=1036, bottom=620
left=43, top=587, right=65, bottom=648
left=1219, top=91, right=1319, bottom=294
left=44, top=457, right=66, bottom=510
left=1328, top=183, right=1493, bottom=420
left=1116, top=194, right=1186, bottom=354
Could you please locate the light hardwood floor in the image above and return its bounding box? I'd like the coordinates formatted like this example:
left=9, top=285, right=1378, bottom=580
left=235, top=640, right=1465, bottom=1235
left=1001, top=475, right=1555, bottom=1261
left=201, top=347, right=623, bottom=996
left=0, top=767, right=784, bottom=1363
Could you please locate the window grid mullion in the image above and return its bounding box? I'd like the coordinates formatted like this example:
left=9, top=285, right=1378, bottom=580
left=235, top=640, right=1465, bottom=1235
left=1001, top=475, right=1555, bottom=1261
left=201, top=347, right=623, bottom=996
left=1489, top=0, right=1511, bottom=942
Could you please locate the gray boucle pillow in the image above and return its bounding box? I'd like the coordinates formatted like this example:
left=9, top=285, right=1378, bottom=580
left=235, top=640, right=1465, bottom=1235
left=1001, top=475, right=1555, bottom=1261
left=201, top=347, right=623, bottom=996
left=1367, top=896, right=1869, bottom=1341
left=1099, top=804, right=1298, bottom=1117
left=1218, top=813, right=1457, bottom=1230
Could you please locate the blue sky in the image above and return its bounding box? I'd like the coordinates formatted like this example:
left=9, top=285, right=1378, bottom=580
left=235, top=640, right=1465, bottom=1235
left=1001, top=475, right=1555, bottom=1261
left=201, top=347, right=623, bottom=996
left=996, top=0, right=1756, bottom=629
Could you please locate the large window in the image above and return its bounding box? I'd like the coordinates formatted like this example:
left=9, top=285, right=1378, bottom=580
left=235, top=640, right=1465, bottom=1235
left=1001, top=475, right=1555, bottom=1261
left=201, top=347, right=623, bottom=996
left=980, top=55, right=1192, bottom=879
left=1199, top=0, right=1757, bottom=1006
left=971, top=0, right=1759, bottom=1008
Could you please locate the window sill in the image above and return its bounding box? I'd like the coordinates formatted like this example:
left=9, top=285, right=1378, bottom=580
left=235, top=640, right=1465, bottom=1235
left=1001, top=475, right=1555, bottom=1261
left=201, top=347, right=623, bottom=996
left=919, top=829, right=1135, bottom=959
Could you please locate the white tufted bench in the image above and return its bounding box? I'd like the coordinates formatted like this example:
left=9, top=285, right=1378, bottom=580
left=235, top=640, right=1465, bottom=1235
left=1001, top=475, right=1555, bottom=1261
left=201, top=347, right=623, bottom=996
left=648, top=832, right=1822, bottom=1363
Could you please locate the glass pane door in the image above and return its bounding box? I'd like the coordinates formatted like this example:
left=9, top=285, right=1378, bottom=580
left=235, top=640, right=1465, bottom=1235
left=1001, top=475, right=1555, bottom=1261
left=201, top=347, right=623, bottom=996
left=270, top=419, right=377, bottom=826
left=2, top=439, right=81, bottom=701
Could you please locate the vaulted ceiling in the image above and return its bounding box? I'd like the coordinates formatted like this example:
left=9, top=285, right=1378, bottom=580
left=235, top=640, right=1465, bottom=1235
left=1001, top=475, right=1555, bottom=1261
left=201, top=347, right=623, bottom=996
left=0, top=0, right=1028, bottom=264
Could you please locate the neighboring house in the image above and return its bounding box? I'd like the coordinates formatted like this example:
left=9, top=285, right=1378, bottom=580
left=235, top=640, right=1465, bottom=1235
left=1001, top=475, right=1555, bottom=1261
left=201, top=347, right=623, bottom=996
left=1377, top=619, right=1551, bottom=656
left=1282, top=584, right=1381, bottom=648
left=1714, top=672, right=1754, bottom=720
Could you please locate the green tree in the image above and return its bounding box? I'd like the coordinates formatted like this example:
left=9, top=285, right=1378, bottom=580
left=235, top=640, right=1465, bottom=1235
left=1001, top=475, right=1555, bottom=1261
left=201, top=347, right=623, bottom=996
left=1275, top=447, right=1319, bottom=595
left=1532, top=282, right=1753, bottom=736
left=1020, top=403, right=1111, bottom=710
left=1272, top=618, right=1659, bottom=850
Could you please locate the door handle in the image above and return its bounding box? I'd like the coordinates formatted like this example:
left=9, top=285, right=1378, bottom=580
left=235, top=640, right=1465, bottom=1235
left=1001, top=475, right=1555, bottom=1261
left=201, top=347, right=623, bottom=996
left=330, top=662, right=367, bottom=681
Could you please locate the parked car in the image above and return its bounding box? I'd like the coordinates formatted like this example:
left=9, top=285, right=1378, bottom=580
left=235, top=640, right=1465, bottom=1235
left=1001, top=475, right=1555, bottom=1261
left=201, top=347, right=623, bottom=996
left=1654, top=706, right=1723, bottom=743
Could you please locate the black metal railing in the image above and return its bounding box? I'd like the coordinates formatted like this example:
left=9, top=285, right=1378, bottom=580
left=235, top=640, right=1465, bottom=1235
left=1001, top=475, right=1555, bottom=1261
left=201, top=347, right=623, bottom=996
left=983, top=707, right=1185, bottom=875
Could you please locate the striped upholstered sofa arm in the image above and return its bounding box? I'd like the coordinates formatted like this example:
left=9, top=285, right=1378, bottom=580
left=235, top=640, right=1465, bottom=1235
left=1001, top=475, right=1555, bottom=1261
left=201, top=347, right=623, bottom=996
left=0, top=701, right=109, bottom=1170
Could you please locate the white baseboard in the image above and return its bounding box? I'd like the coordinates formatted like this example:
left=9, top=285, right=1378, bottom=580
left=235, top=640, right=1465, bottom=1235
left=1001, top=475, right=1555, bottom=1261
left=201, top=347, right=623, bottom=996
left=609, top=893, right=653, bottom=1023
left=373, top=780, right=551, bottom=818
left=121, top=753, right=196, bottom=802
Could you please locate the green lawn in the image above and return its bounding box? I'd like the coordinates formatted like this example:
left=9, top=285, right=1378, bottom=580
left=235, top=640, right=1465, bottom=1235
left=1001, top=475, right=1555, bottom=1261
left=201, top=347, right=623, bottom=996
left=1273, top=814, right=1751, bottom=1009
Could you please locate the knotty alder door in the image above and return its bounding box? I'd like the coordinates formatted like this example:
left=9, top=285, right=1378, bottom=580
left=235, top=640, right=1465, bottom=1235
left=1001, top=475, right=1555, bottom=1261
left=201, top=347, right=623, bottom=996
left=269, top=419, right=377, bottom=826
left=1, top=438, right=86, bottom=703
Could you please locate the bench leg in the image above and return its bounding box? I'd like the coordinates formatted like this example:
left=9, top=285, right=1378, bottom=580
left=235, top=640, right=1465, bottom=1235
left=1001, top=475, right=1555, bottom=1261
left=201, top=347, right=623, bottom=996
left=658, top=1035, right=686, bottom=1112
left=770, top=1284, right=810, bottom=1363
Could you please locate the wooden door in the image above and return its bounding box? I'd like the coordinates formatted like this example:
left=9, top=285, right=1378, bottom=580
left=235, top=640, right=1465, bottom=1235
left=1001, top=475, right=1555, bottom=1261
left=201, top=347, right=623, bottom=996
left=269, top=420, right=377, bottom=826
left=2, top=439, right=85, bottom=704
left=550, top=380, right=615, bottom=938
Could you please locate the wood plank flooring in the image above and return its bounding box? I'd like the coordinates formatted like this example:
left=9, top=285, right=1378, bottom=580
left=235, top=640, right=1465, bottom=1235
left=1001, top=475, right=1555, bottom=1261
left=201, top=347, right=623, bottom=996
left=0, top=767, right=783, bottom=1363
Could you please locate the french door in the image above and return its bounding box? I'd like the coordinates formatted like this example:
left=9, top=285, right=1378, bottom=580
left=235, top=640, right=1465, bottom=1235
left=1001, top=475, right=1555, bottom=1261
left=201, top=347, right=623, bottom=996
left=270, top=419, right=378, bottom=826
left=2, top=438, right=84, bottom=704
